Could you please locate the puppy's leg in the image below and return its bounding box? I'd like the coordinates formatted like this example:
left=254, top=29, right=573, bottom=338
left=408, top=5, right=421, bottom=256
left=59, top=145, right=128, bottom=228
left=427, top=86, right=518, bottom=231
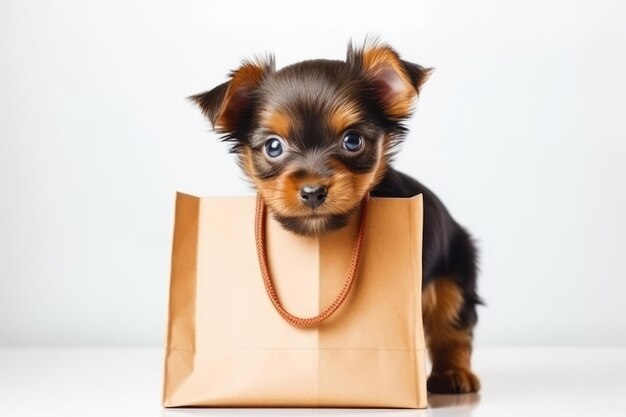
left=423, top=277, right=480, bottom=394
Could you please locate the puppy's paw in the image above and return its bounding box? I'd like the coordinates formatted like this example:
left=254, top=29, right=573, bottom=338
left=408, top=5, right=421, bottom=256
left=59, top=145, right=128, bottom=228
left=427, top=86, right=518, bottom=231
left=427, top=369, right=481, bottom=394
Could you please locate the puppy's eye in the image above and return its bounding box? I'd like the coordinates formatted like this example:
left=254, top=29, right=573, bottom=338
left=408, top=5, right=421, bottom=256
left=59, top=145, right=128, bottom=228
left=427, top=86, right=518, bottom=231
left=342, top=131, right=363, bottom=152
left=264, top=137, right=284, bottom=158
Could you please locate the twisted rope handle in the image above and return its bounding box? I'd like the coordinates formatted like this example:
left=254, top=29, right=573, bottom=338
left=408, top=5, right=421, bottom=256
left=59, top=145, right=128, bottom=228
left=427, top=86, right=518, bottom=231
left=254, top=194, right=369, bottom=328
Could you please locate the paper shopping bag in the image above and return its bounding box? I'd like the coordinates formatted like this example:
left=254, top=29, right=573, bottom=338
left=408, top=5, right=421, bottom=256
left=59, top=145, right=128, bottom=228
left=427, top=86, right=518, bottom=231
left=162, top=193, right=427, bottom=408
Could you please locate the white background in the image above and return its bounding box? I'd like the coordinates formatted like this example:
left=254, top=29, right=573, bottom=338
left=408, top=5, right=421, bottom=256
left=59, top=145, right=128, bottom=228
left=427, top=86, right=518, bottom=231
left=1, top=0, right=625, bottom=348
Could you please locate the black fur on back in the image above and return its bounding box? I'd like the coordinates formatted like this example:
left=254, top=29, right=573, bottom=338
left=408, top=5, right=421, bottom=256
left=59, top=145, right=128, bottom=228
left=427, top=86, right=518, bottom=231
left=371, top=168, right=482, bottom=330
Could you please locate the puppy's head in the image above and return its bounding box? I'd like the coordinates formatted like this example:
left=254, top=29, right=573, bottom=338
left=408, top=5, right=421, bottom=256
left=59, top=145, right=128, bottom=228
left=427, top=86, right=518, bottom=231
left=191, top=41, right=431, bottom=235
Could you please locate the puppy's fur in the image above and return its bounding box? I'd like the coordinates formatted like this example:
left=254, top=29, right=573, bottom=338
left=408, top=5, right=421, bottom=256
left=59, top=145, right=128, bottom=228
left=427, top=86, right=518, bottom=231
left=191, top=40, right=482, bottom=394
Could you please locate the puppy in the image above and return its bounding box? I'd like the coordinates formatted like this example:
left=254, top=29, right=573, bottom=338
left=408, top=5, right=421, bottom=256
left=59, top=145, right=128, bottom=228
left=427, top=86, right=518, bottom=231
left=190, top=40, right=482, bottom=394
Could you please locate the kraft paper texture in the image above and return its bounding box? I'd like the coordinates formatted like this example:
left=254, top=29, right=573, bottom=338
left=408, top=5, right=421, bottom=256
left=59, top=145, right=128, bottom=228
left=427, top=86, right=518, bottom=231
left=162, top=193, right=426, bottom=408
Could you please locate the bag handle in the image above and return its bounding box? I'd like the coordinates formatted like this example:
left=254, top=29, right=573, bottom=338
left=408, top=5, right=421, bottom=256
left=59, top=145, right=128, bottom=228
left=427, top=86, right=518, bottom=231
left=254, top=194, right=369, bottom=328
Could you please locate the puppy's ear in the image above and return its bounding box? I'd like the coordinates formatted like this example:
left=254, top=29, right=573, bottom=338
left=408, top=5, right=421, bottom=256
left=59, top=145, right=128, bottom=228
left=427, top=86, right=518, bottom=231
left=348, top=41, right=432, bottom=120
left=189, top=56, right=275, bottom=133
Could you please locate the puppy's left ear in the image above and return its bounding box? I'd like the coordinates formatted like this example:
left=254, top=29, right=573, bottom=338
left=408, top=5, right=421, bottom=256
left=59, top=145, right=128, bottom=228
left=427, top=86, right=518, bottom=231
left=348, top=42, right=432, bottom=120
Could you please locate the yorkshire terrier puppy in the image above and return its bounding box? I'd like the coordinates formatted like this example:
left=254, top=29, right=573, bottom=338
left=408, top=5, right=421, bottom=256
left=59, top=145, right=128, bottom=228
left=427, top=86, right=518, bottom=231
left=191, top=40, right=481, bottom=394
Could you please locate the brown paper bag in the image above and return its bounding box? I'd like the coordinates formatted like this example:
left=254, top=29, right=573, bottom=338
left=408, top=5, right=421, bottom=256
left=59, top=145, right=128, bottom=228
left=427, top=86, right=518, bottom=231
left=162, top=192, right=427, bottom=408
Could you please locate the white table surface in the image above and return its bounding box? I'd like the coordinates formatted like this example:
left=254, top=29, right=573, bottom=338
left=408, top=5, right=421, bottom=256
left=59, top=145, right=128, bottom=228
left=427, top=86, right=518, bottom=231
left=1, top=347, right=623, bottom=417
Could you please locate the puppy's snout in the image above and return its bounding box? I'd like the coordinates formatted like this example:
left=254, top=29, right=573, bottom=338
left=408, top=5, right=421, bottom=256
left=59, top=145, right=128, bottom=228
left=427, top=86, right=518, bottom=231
left=299, top=185, right=327, bottom=209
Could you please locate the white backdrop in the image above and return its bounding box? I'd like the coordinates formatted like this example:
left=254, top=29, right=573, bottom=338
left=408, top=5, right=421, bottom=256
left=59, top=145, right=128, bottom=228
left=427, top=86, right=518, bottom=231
left=1, top=0, right=625, bottom=347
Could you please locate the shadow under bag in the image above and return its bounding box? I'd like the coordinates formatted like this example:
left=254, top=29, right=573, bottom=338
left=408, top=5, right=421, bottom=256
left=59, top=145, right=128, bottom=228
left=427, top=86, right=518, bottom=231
left=162, top=193, right=427, bottom=408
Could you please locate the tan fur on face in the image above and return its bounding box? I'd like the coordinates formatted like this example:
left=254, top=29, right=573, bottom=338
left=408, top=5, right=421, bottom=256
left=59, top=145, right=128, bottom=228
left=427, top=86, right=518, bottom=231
left=253, top=165, right=376, bottom=218
left=239, top=141, right=386, bottom=221
left=259, top=109, right=293, bottom=139
left=328, top=101, right=362, bottom=135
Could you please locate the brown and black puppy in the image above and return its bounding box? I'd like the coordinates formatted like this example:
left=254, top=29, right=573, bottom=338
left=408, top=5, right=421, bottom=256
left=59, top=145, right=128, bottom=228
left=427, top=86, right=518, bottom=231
left=190, top=40, right=482, bottom=394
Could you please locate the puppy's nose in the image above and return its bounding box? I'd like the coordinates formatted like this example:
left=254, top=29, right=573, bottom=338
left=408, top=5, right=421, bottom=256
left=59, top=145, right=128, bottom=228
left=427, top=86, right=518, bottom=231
left=299, top=185, right=327, bottom=209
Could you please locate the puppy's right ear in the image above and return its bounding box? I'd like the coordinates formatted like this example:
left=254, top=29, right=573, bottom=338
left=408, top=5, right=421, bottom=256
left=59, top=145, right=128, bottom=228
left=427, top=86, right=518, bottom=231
left=189, top=56, right=274, bottom=134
